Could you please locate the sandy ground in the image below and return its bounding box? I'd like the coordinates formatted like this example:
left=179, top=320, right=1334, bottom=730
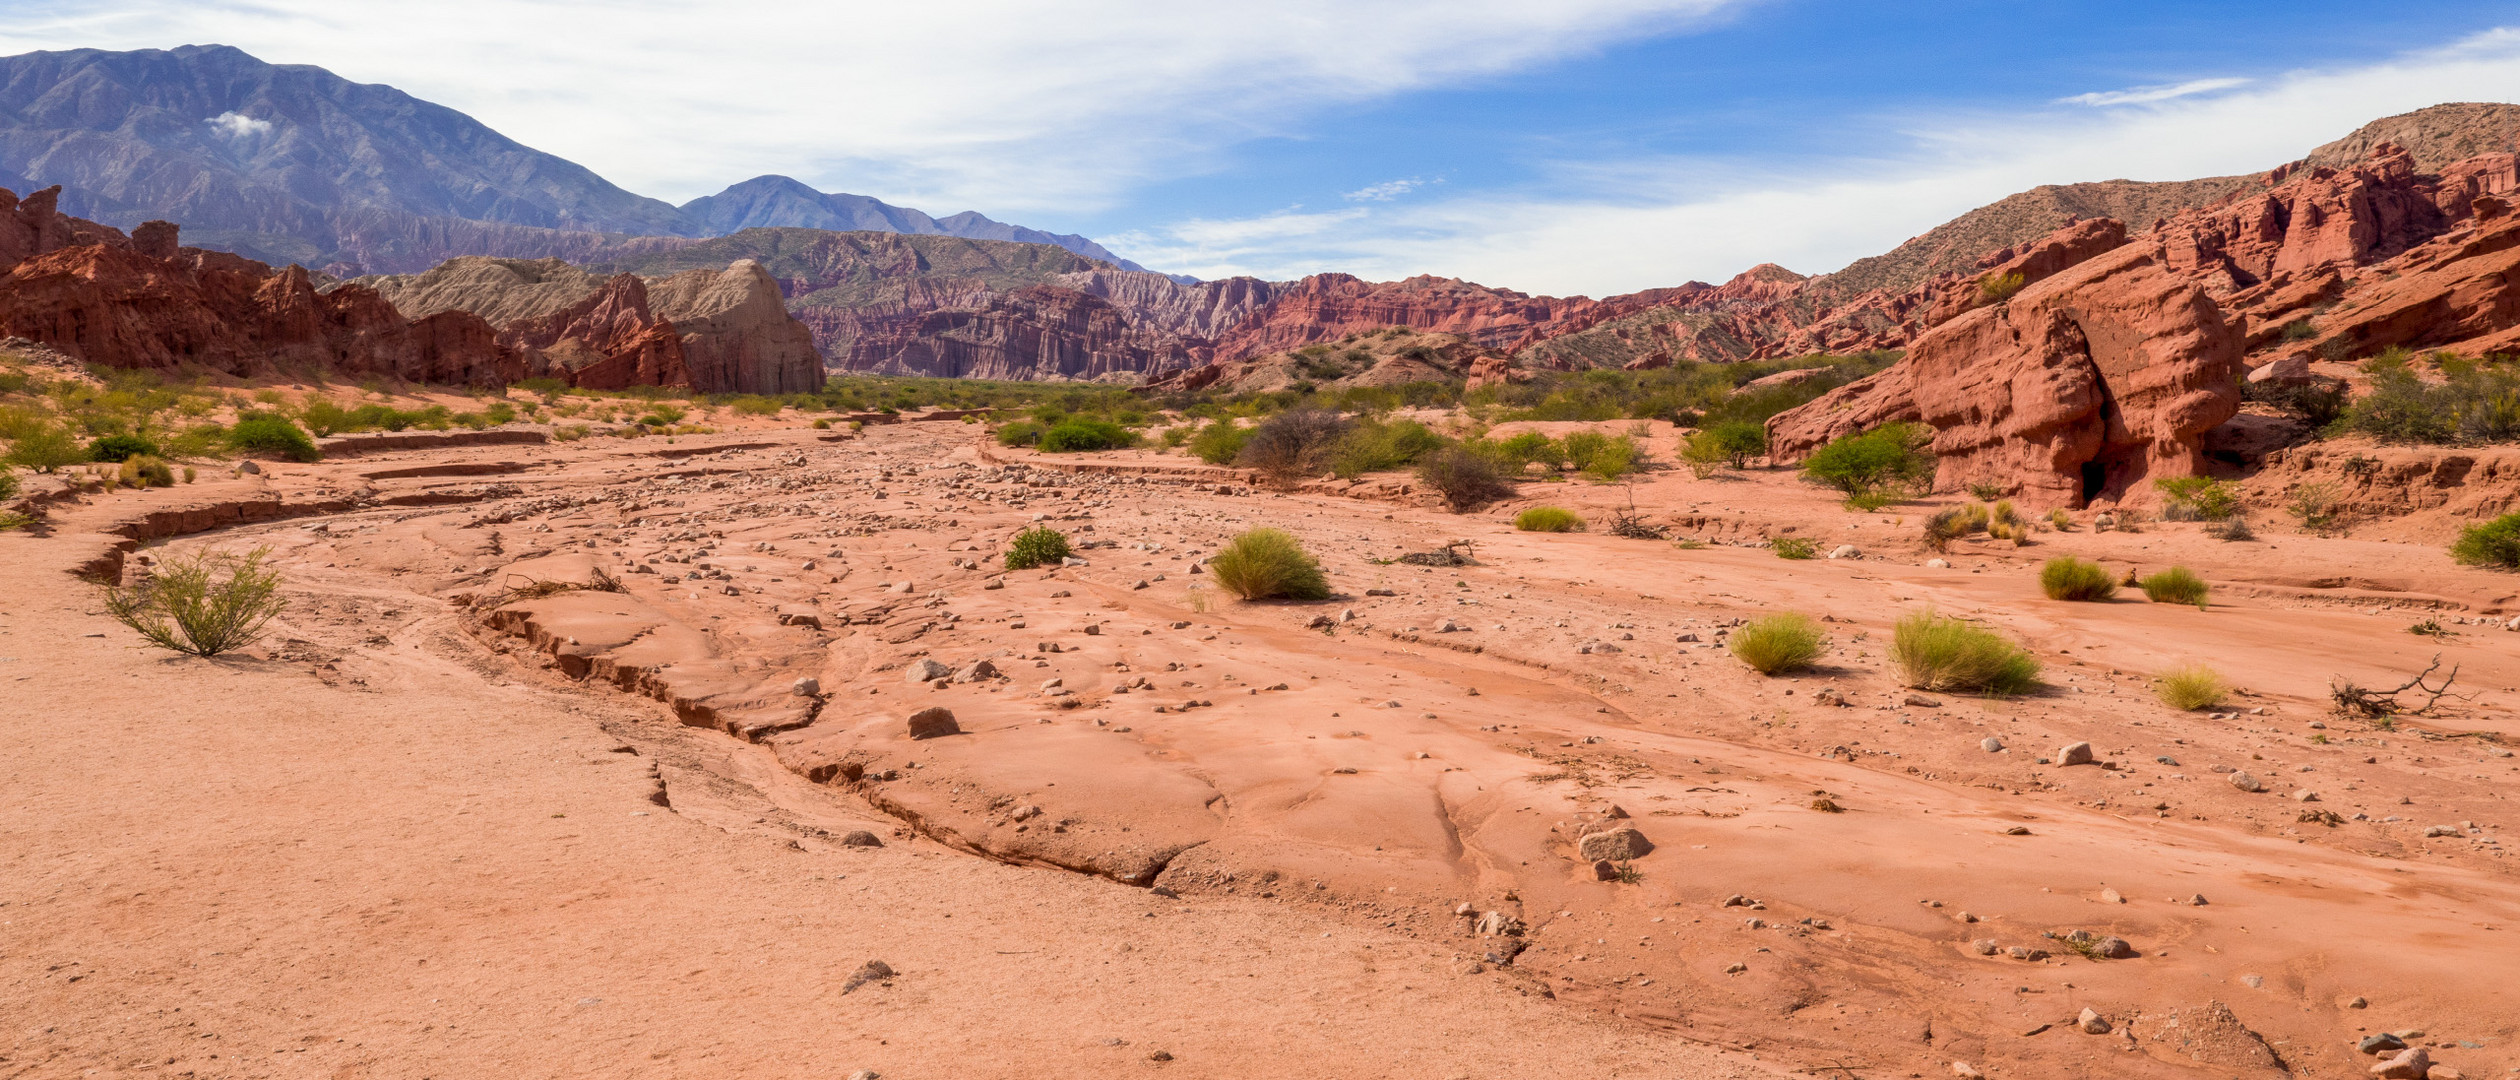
left=6, top=417, right=2517, bottom=1080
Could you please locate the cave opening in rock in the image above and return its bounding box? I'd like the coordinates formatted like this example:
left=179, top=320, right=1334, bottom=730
left=2079, top=460, right=2109, bottom=505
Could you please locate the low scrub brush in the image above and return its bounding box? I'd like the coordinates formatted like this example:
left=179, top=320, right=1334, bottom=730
left=1891, top=610, right=2040, bottom=694
left=1923, top=503, right=1989, bottom=551
left=1209, top=528, right=1332, bottom=601
left=1515, top=506, right=1585, bottom=533
left=2154, top=664, right=2230, bottom=710
left=1728, top=613, right=1827, bottom=675
left=2039, top=557, right=2117, bottom=601
left=2139, top=566, right=2210, bottom=608
left=1004, top=526, right=1072, bottom=570
left=101, top=546, right=288, bottom=657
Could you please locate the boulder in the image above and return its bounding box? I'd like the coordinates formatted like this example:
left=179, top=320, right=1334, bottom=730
left=2371, top=1047, right=2431, bottom=1079
left=906, top=707, right=960, bottom=740
left=2057, top=741, right=2096, bottom=766
left=905, top=659, right=952, bottom=684
left=953, top=659, right=1001, bottom=682
left=1577, top=827, right=1652, bottom=862
left=2247, top=355, right=2315, bottom=385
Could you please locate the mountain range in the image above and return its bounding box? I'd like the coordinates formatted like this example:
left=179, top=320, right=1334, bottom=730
left=0, top=44, right=1148, bottom=275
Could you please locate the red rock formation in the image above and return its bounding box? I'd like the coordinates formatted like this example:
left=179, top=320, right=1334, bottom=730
left=846, top=285, right=1198, bottom=381
left=500, top=274, right=691, bottom=390
left=644, top=260, right=826, bottom=394
left=1767, top=241, right=2243, bottom=507
left=1207, top=274, right=1629, bottom=361
left=0, top=195, right=519, bottom=385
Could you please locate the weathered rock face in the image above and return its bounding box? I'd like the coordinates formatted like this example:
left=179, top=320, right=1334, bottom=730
left=643, top=260, right=825, bottom=395
left=1769, top=241, right=2243, bottom=507
left=845, top=285, right=1198, bottom=382
left=1207, top=273, right=1631, bottom=361
left=2151, top=145, right=2484, bottom=293
left=0, top=193, right=518, bottom=385
left=501, top=273, right=691, bottom=391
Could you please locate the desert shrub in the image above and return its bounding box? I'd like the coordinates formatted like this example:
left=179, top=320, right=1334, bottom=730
left=1561, top=430, right=1609, bottom=472
left=1985, top=500, right=2029, bottom=541
left=1516, top=506, right=1585, bottom=532
left=2039, top=557, right=2117, bottom=601
left=227, top=415, right=319, bottom=462
left=3, top=417, right=84, bottom=472
left=1037, top=419, right=1135, bottom=452
left=1978, top=270, right=2026, bottom=305
left=1004, top=526, right=1072, bottom=570
left=1188, top=419, right=1250, bottom=464
left=993, top=420, right=1046, bottom=447
left=1682, top=420, right=1764, bottom=477
left=2451, top=512, right=2520, bottom=568
left=2156, top=476, right=2240, bottom=520
left=1581, top=434, right=1642, bottom=481
left=1159, top=423, right=1194, bottom=448
left=1771, top=536, right=1817, bottom=560
left=0, top=468, right=16, bottom=500
left=2240, top=377, right=2348, bottom=427
left=2139, top=566, right=2210, bottom=607
left=1418, top=447, right=1514, bottom=511
left=1728, top=613, right=1827, bottom=675
left=1923, top=503, right=1990, bottom=551
left=1801, top=422, right=1933, bottom=506
left=729, top=396, right=783, bottom=416
left=101, top=546, right=288, bottom=657
left=1330, top=417, right=1446, bottom=478
left=1491, top=431, right=1560, bottom=471
left=2154, top=664, right=2230, bottom=710
left=2279, top=319, right=2317, bottom=342
left=1208, top=528, right=1331, bottom=600
left=117, top=454, right=174, bottom=488
left=2339, top=359, right=2520, bottom=443
left=2205, top=515, right=2255, bottom=541
left=641, top=403, right=689, bottom=426
left=2047, top=508, right=2072, bottom=530
left=1237, top=409, right=1351, bottom=480
left=1966, top=482, right=2004, bottom=501
left=1891, top=610, right=2041, bottom=694
left=88, top=433, right=157, bottom=463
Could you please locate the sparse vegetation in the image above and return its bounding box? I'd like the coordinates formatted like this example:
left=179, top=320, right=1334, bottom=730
left=2039, top=557, right=2117, bottom=601
left=1237, top=409, right=1351, bottom=481
left=1984, top=500, right=2029, bottom=542
left=1004, top=526, right=1072, bottom=570
left=1966, top=482, right=2004, bottom=501
left=1923, top=503, right=1990, bottom=551
left=1800, top=423, right=1933, bottom=508
left=226, top=414, right=319, bottom=462
left=2138, top=566, right=2210, bottom=608
left=1977, top=270, right=2027, bottom=305
left=1188, top=419, right=1250, bottom=464
left=2155, top=664, right=2230, bottom=710
left=1036, top=418, right=1136, bottom=452
left=2156, top=476, right=2239, bottom=521
left=1208, top=528, right=1332, bottom=601
left=1728, top=613, right=1827, bottom=675
left=2338, top=353, right=2520, bottom=444
left=2450, top=512, right=2520, bottom=569
left=101, top=546, right=288, bottom=657
left=2287, top=482, right=2342, bottom=533
left=117, top=454, right=174, bottom=488
left=87, top=433, right=157, bottom=462
left=2205, top=515, right=2255, bottom=542
left=1329, top=417, right=1445, bottom=478
left=2047, top=508, right=2072, bottom=530
left=992, top=419, right=1046, bottom=447
left=1515, top=506, right=1585, bottom=532
left=1771, top=536, right=1817, bottom=560
left=1417, top=447, right=1514, bottom=512
left=1682, top=420, right=1766, bottom=477
left=1891, top=610, right=2041, bottom=695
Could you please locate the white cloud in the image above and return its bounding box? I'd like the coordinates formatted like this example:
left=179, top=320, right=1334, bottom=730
left=1344, top=178, right=1431, bottom=201
left=2057, top=77, right=2251, bottom=108
left=0, top=0, right=1745, bottom=213
left=1108, top=27, right=2520, bottom=294
left=203, top=110, right=270, bottom=137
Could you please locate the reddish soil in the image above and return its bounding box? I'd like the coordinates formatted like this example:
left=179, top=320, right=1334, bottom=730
left=7, top=420, right=2517, bottom=1079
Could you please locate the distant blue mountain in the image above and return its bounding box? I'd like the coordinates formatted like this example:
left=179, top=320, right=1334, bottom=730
left=680, top=175, right=1155, bottom=273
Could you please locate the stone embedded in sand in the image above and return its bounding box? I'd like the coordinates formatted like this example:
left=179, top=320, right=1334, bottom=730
left=1592, top=859, right=1619, bottom=881
left=2361, top=1033, right=2409, bottom=1055
left=1981, top=737, right=2004, bottom=752
left=954, top=659, right=1000, bottom=682
left=906, top=659, right=951, bottom=684
left=2057, top=741, right=2096, bottom=766
left=1951, top=1062, right=1984, bottom=1080
left=906, top=707, right=960, bottom=740
left=792, top=677, right=821, bottom=697
left=1904, top=694, right=1942, bottom=708
left=2096, top=936, right=2137, bottom=959
left=1577, top=827, right=1652, bottom=862
left=2079, top=1007, right=2112, bottom=1033
left=2229, top=771, right=2264, bottom=793
left=2370, top=1047, right=2431, bottom=1079
left=841, top=830, right=883, bottom=848
left=840, top=959, right=895, bottom=994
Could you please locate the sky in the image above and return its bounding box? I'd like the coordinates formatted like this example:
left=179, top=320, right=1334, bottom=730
left=6, top=1, right=2520, bottom=294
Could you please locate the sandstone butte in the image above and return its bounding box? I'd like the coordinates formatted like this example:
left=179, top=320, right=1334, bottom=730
left=0, top=193, right=825, bottom=395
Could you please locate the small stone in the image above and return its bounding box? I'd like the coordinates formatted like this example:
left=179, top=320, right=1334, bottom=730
left=2096, top=936, right=2137, bottom=959
left=2188, top=894, right=2208, bottom=906
left=840, top=959, right=895, bottom=993
left=1981, top=737, right=2004, bottom=752
left=1926, top=558, right=1951, bottom=568
left=1973, top=939, right=2000, bottom=955
left=2359, top=1033, right=2407, bottom=1055
left=2004, top=826, right=2032, bottom=836
left=1827, top=544, right=1861, bottom=559
left=2229, top=771, right=2264, bottom=793
left=2294, top=790, right=2320, bottom=802
left=2347, top=995, right=2367, bottom=1009
left=1147, top=1051, right=1173, bottom=1062
left=906, top=707, right=960, bottom=739
left=1083, top=623, right=1102, bottom=636
left=840, top=830, right=883, bottom=848
left=793, top=677, right=821, bottom=697
left=1724, top=962, right=1748, bottom=974
left=2078, top=1007, right=2111, bottom=1034
left=1577, top=827, right=1652, bottom=861
left=1952, top=1061, right=1984, bottom=1080
left=954, top=659, right=1001, bottom=682
left=2099, top=888, right=2124, bottom=904
left=1905, top=694, right=1942, bottom=708
left=2370, top=1046, right=2430, bottom=1079
left=1592, top=859, right=1619, bottom=881
left=906, top=659, right=951, bottom=684
left=2057, top=741, right=2095, bottom=767
left=848, top=1071, right=881, bottom=1080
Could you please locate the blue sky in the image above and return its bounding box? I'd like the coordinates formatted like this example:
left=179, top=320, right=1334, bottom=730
left=8, top=1, right=2520, bottom=292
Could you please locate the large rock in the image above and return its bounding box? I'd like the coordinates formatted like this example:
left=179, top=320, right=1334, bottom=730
left=644, top=259, right=825, bottom=394
left=1767, top=239, right=2243, bottom=507
left=1577, top=827, right=1652, bottom=862
left=905, top=707, right=960, bottom=740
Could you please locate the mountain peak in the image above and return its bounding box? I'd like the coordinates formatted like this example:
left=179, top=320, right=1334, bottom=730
left=677, top=176, right=1156, bottom=274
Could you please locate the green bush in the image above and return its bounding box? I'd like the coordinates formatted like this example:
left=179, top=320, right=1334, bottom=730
left=4, top=420, right=86, bottom=472
left=2339, top=358, right=2520, bottom=443
left=1418, top=446, right=1514, bottom=512
left=1978, top=270, right=2026, bottom=305
left=88, top=433, right=157, bottom=463
left=1771, top=536, right=1817, bottom=560
left=2156, top=476, right=2240, bottom=520
left=1924, top=503, right=1990, bottom=550
left=227, top=415, right=320, bottom=462
left=1037, top=419, right=1135, bottom=452
left=1682, top=421, right=1765, bottom=476
left=2139, top=566, right=2210, bottom=607
left=1728, top=613, right=1827, bottom=675
left=0, top=467, right=16, bottom=500
left=1208, top=528, right=1331, bottom=600
left=100, top=546, right=288, bottom=657
left=1189, top=420, right=1250, bottom=465
left=1492, top=431, right=1560, bottom=471
left=1237, top=410, right=1351, bottom=480
left=2451, top=512, right=2520, bottom=568
left=2155, top=663, right=2230, bottom=710
left=2039, top=557, right=2117, bottom=601
left=1330, top=417, right=1446, bottom=478
left=1581, top=434, right=1641, bottom=481
left=1800, top=423, right=1933, bottom=506
left=1516, top=506, right=1586, bottom=532
left=1985, top=499, right=2029, bottom=541
left=117, top=454, right=175, bottom=488
left=994, top=420, right=1046, bottom=447
left=1891, top=610, right=2040, bottom=694
left=1004, top=527, right=1072, bottom=570
left=729, top=396, right=783, bottom=416
left=1561, top=430, right=1609, bottom=472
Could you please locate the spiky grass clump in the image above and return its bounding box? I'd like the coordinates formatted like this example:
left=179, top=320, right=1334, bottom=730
left=1515, top=506, right=1586, bottom=533
left=1771, top=536, right=1817, bottom=560
left=101, top=546, right=288, bottom=657
left=1208, top=528, right=1332, bottom=601
left=1891, top=610, right=2041, bottom=695
left=117, top=454, right=174, bottom=488
left=2139, top=566, right=2210, bottom=608
left=2039, top=557, right=2117, bottom=601
left=1924, top=503, right=1989, bottom=550
left=2154, top=664, right=2230, bottom=710
left=1985, top=499, right=2029, bottom=542
left=1004, top=526, right=1072, bottom=570
left=1728, top=613, right=1827, bottom=675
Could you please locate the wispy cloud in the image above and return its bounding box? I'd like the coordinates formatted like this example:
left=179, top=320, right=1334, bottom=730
left=1108, top=28, right=2520, bottom=294
left=203, top=110, right=271, bottom=137
left=0, top=0, right=1748, bottom=212
left=1344, top=178, right=1434, bottom=201
left=2057, top=77, right=2252, bottom=108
